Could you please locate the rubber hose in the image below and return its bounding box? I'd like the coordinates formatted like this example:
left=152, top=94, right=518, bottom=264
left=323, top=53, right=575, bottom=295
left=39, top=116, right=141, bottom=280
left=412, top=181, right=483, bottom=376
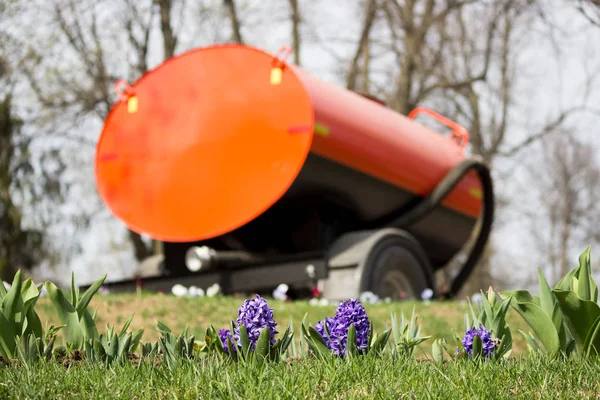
left=384, top=155, right=495, bottom=299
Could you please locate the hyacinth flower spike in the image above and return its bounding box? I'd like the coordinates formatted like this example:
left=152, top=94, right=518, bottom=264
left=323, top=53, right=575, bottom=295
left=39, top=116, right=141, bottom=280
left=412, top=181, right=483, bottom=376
left=302, top=298, right=391, bottom=359
left=453, top=325, right=501, bottom=361
left=205, top=294, right=293, bottom=365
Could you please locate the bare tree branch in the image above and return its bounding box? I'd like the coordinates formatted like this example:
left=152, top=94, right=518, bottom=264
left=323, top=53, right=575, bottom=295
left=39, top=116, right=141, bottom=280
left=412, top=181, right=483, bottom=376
left=122, top=0, right=155, bottom=76
left=498, top=106, right=591, bottom=158
left=575, top=0, right=600, bottom=26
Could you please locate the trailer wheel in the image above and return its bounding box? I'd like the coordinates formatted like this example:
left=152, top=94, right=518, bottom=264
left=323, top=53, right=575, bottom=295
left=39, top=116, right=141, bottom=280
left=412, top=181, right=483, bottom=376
left=361, top=233, right=432, bottom=301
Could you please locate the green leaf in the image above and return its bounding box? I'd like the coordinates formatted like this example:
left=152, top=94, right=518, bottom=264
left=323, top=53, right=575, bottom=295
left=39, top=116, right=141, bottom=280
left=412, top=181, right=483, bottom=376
left=347, top=324, right=358, bottom=357
left=409, top=307, right=419, bottom=338
left=79, top=310, right=99, bottom=342
left=108, top=331, right=119, bottom=359
left=156, top=321, right=172, bottom=335
left=94, top=337, right=107, bottom=361
left=226, top=336, right=238, bottom=362
left=130, top=329, right=144, bottom=353
left=370, top=329, right=391, bottom=355
left=480, top=290, right=494, bottom=325
left=499, top=290, right=541, bottom=307
left=0, top=276, right=7, bottom=298
left=20, top=279, right=40, bottom=312
left=0, top=311, right=17, bottom=359
left=432, top=339, right=444, bottom=364
left=490, top=297, right=513, bottom=357
left=303, top=324, right=331, bottom=359
left=472, top=334, right=482, bottom=358
left=118, top=333, right=132, bottom=361
left=254, top=327, right=271, bottom=364
left=44, top=336, right=55, bottom=359
left=75, top=274, right=106, bottom=317
left=506, top=296, right=560, bottom=356
left=555, top=268, right=578, bottom=292
left=307, top=325, right=329, bottom=349
left=537, top=267, right=555, bottom=317
left=70, top=272, right=78, bottom=307
left=239, top=324, right=251, bottom=359
left=553, top=289, right=600, bottom=353
left=583, top=315, right=600, bottom=356
left=551, top=301, right=568, bottom=352
left=45, top=281, right=83, bottom=348
left=119, top=314, right=135, bottom=337
left=23, top=306, right=43, bottom=339
left=2, top=270, right=24, bottom=327
left=577, top=248, right=592, bottom=301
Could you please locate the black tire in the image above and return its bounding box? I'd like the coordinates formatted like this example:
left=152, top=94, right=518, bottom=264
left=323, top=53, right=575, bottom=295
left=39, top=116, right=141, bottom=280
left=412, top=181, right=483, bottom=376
left=361, top=234, right=432, bottom=301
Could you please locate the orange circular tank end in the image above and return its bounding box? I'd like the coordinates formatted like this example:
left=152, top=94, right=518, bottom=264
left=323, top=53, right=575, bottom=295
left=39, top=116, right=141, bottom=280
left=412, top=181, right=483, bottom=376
left=95, top=44, right=314, bottom=242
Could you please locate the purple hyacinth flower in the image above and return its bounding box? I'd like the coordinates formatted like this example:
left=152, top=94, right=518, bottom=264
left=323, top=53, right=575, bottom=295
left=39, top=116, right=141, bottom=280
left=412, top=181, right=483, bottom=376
left=461, top=325, right=496, bottom=357
left=316, top=298, right=371, bottom=356
left=233, top=294, right=279, bottom=350
left=218, top=329, right=236, bottom=354
left=315, top=317, right=337, bottom=349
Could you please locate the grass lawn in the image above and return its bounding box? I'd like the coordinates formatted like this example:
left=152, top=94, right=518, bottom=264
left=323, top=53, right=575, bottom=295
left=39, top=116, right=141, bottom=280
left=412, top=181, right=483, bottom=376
left=1, top=350, right=600, bottom=399
left=3, top=292, right=597, bottom=399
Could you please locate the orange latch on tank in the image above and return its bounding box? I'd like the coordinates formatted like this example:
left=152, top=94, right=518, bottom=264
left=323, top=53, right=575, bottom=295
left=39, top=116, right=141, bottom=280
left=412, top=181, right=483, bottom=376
left=408, top=107, right=469, bottom=151
left=114, top=79, right=138, bottom=114
left=270, top=45, right=292, bottom=85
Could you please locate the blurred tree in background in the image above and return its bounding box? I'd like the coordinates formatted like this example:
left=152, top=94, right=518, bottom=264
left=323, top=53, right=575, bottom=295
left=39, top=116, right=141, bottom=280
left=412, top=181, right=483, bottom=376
left=0, top=56, right=48, bottom=282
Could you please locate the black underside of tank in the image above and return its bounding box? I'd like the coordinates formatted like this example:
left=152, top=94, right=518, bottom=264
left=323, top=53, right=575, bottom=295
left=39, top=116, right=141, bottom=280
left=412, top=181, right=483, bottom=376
left=163, top=153, right=478, bottom=276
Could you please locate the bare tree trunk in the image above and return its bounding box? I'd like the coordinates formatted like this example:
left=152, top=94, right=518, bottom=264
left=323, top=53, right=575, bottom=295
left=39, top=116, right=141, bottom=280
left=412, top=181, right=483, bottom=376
left=559, top=212, right=571, bottom=278
left=346, top=0, right=378, bottom=91
left=359, top=34, right=371, bottom=93
left=224, top=0, right=243, bottom=44
left=289, top=0, right=301, bottom=65
left=156, top=0, right=178, bottom=59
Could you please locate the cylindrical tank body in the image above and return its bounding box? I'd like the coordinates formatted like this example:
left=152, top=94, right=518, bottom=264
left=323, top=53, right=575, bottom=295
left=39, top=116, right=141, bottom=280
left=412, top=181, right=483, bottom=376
left=95, top=44, right=483, bottom=272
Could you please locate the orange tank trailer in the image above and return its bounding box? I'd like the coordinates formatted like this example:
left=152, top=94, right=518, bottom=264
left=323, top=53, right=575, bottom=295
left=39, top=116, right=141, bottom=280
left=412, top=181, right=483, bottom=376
left=94, top=44, right=494, bottom=300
